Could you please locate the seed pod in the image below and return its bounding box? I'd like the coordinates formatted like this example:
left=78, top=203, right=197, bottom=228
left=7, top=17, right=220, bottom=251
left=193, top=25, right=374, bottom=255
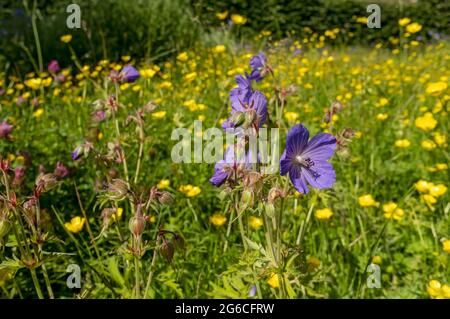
left=172, top=234, right=185, bottom=251
left=35, top=173, right=58, bottom=193
left=107, top=179, right=129, bottom=201
left=158, top=192, right=174, bottom=205
left=160, top=239, right=174, bottom=263
left=129, top=215, right=146, bottom=238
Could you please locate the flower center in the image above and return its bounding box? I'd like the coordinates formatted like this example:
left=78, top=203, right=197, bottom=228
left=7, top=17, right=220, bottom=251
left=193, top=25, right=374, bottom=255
left=295, top=155, right=314, bottom=168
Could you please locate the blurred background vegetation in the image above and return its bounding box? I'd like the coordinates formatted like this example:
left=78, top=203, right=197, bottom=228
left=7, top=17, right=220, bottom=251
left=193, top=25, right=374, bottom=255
left=0, top=0, right=449, bottom=73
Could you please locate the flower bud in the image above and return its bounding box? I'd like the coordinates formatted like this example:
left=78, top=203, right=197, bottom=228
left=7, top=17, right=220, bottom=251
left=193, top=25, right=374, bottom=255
left=129, top=215, right=146, bottom=238
left=244, top=109, right=257, bottom=128
left=265, top=203, right=275, bottom=218
left=160, top=239, right=174, bottom=263
left=231, top=112, right=245, bottom=127
left=0, top=216, right=11, bottom=240
left=241, top=189, right=254, bottom=207
left=267, top=187, right=285, bottom=204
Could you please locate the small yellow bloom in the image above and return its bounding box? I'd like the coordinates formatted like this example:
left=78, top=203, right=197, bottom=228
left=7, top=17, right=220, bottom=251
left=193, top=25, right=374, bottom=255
left=121, top=55, right=131, bottom=62
left=372, top=255, right=382, bottom=264
left=422, top=194, right=437, bottom=205
left=284, top=111, right=299, bottom=122
left=376, top=113, right=388, bottom=121
left=132, top=85, right=142, bottom=92
left=179, top=184, right=201, bottom=197
left=415, top=180, right=430, bottom=193
left=112, top=208, right=123, bottom=222
left=210, top=213, right=227, bottom=227
left=435, top=163, right=448, bottom=171
left=421, top=139, right=436, bottom=150
left=249, top=216, right=263, bottom=229
left=377, top=97, right=389, bottom=107
left=177, top=52, right=188, bottom=62
left=314, top=208, right=333, bottom=220
left=157, top=179, right=170, bottom=189
left=443, top=240, right=450, bottom=254
left=383, top=202, right=404, bottom=221
left=427, top=280, right=450, bottom=299
left=428, top=184, right=447, bottom=197
left=212, top=45, right=226, bottom=54
left=140, top=68, right=156, bottom=78
left=358, top=194, right=379, bottom=207
left=398, top=18, right=411, bottom=26
left=216, top=11, right=228, bottom=20
left=64, top=216, right=85, bottom=233
left=158, top=81, right=172, bottom=89
left=426, top=82, right=447, bottom=96
left=60, top=34, right=72, bottom=43
left=33, top=108, right=44, bottom=118
left=24, top=78, right=42, bottom=90
left=184, top=72, right=197, bottom=82
left=231, top=14, right=247, bottom=25
left=406, top=22, right=422, bottom=34
left=433, top=132, right=446, bottom=146
left=151, top=111, right=166, bottom=119
left=415, top=112, right=437, bottom=131
left=395, top=139, right=411, bottom=148
left=267, top=273, right=280, bottom=288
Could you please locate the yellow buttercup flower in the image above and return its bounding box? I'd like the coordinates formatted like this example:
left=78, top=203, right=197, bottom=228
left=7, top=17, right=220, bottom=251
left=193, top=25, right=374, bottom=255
left=421, top=139, right=436, bottom=150
left=435, top=163, right=448, bottom=171
left=179, top=184, right=201, bottom=197
left=267, top=273, right=280, bottom=288
left=112, top=208, right=123, bottom=222
left=415, top=112, right=437, bottom=131
left=140, top=68, right=156, bottom=78
left=443, top=240, right=450, bottom=254
left=212, top=45, right=226, bottom=54
left=428, top=184, right=447, bottom=197
left=151, top=111, right=166, bottom=119
left=184, top=72, right=197, bottom=82
left=382, top=202, right=404, bottom=221
left=33, top=108, right=44, bottom=118
left=157, top=179, right=170, bottom=189
left=210, top=213, right=227, bottom=227
left=60, top=34, right=72, bottom=43
left=216, top=11, right=228, bottom=20
left=395, top=139, right=411, bottom=148
left=398, top=18, right=411, bottom=26
left=24, top=78, right=42, bottom=90
left=284, top=111, right=299, bottom=122
left=249, top=216, right=263, bottom=229
left=358, top=194, right=379, bottom=207
left=433, top=132, right=446, bottom=146
left=231, top=14, right=247, bottom=25
left=426, top=82, right=447, bottom=96
left=422, top=194, right=437, bottom=206
left=406, top=22, right=422, bottom=34
left=314, top=208, right=333, bottom=220
left=427, top=280, right=450, bottom=299
left=121, top=55, right=131, bottom=62
left=372, top=255, right=382, bottom=264
left=415, top=180, right=430, bottom=193
left=177, top=52, right=188, bottom=62
left=376, top=113, right=388, bottom=121
left=65, top=216, right=85, bottom=233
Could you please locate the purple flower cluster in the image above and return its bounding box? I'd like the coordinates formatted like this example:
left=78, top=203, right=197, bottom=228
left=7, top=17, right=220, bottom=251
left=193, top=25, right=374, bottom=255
left=210, top=53, right=337, bottom=194
left=210, top=53, right=270, bottom=186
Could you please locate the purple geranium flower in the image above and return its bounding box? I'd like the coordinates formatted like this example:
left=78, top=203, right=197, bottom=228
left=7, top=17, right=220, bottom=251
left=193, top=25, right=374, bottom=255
left=71, top=146, right=82, bottom=160
left=0, top=121, right=13, bottom=139
left=210, top=144, right=252, bottom=186
left=119, top=65, right=140, bottom=83
left=230, top=74, right=253, bottom=110
left=249, top=52, right=268, bottom=82
left=280, top=124, right=336, bottom=194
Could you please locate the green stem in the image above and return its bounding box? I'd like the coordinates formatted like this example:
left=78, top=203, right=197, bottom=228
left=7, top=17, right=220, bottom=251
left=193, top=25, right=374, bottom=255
left=29, top=268, right=44, bottom=299
left=144, top=248, right=158, bottom=298
left=30, top=0, right=43, bottom=72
